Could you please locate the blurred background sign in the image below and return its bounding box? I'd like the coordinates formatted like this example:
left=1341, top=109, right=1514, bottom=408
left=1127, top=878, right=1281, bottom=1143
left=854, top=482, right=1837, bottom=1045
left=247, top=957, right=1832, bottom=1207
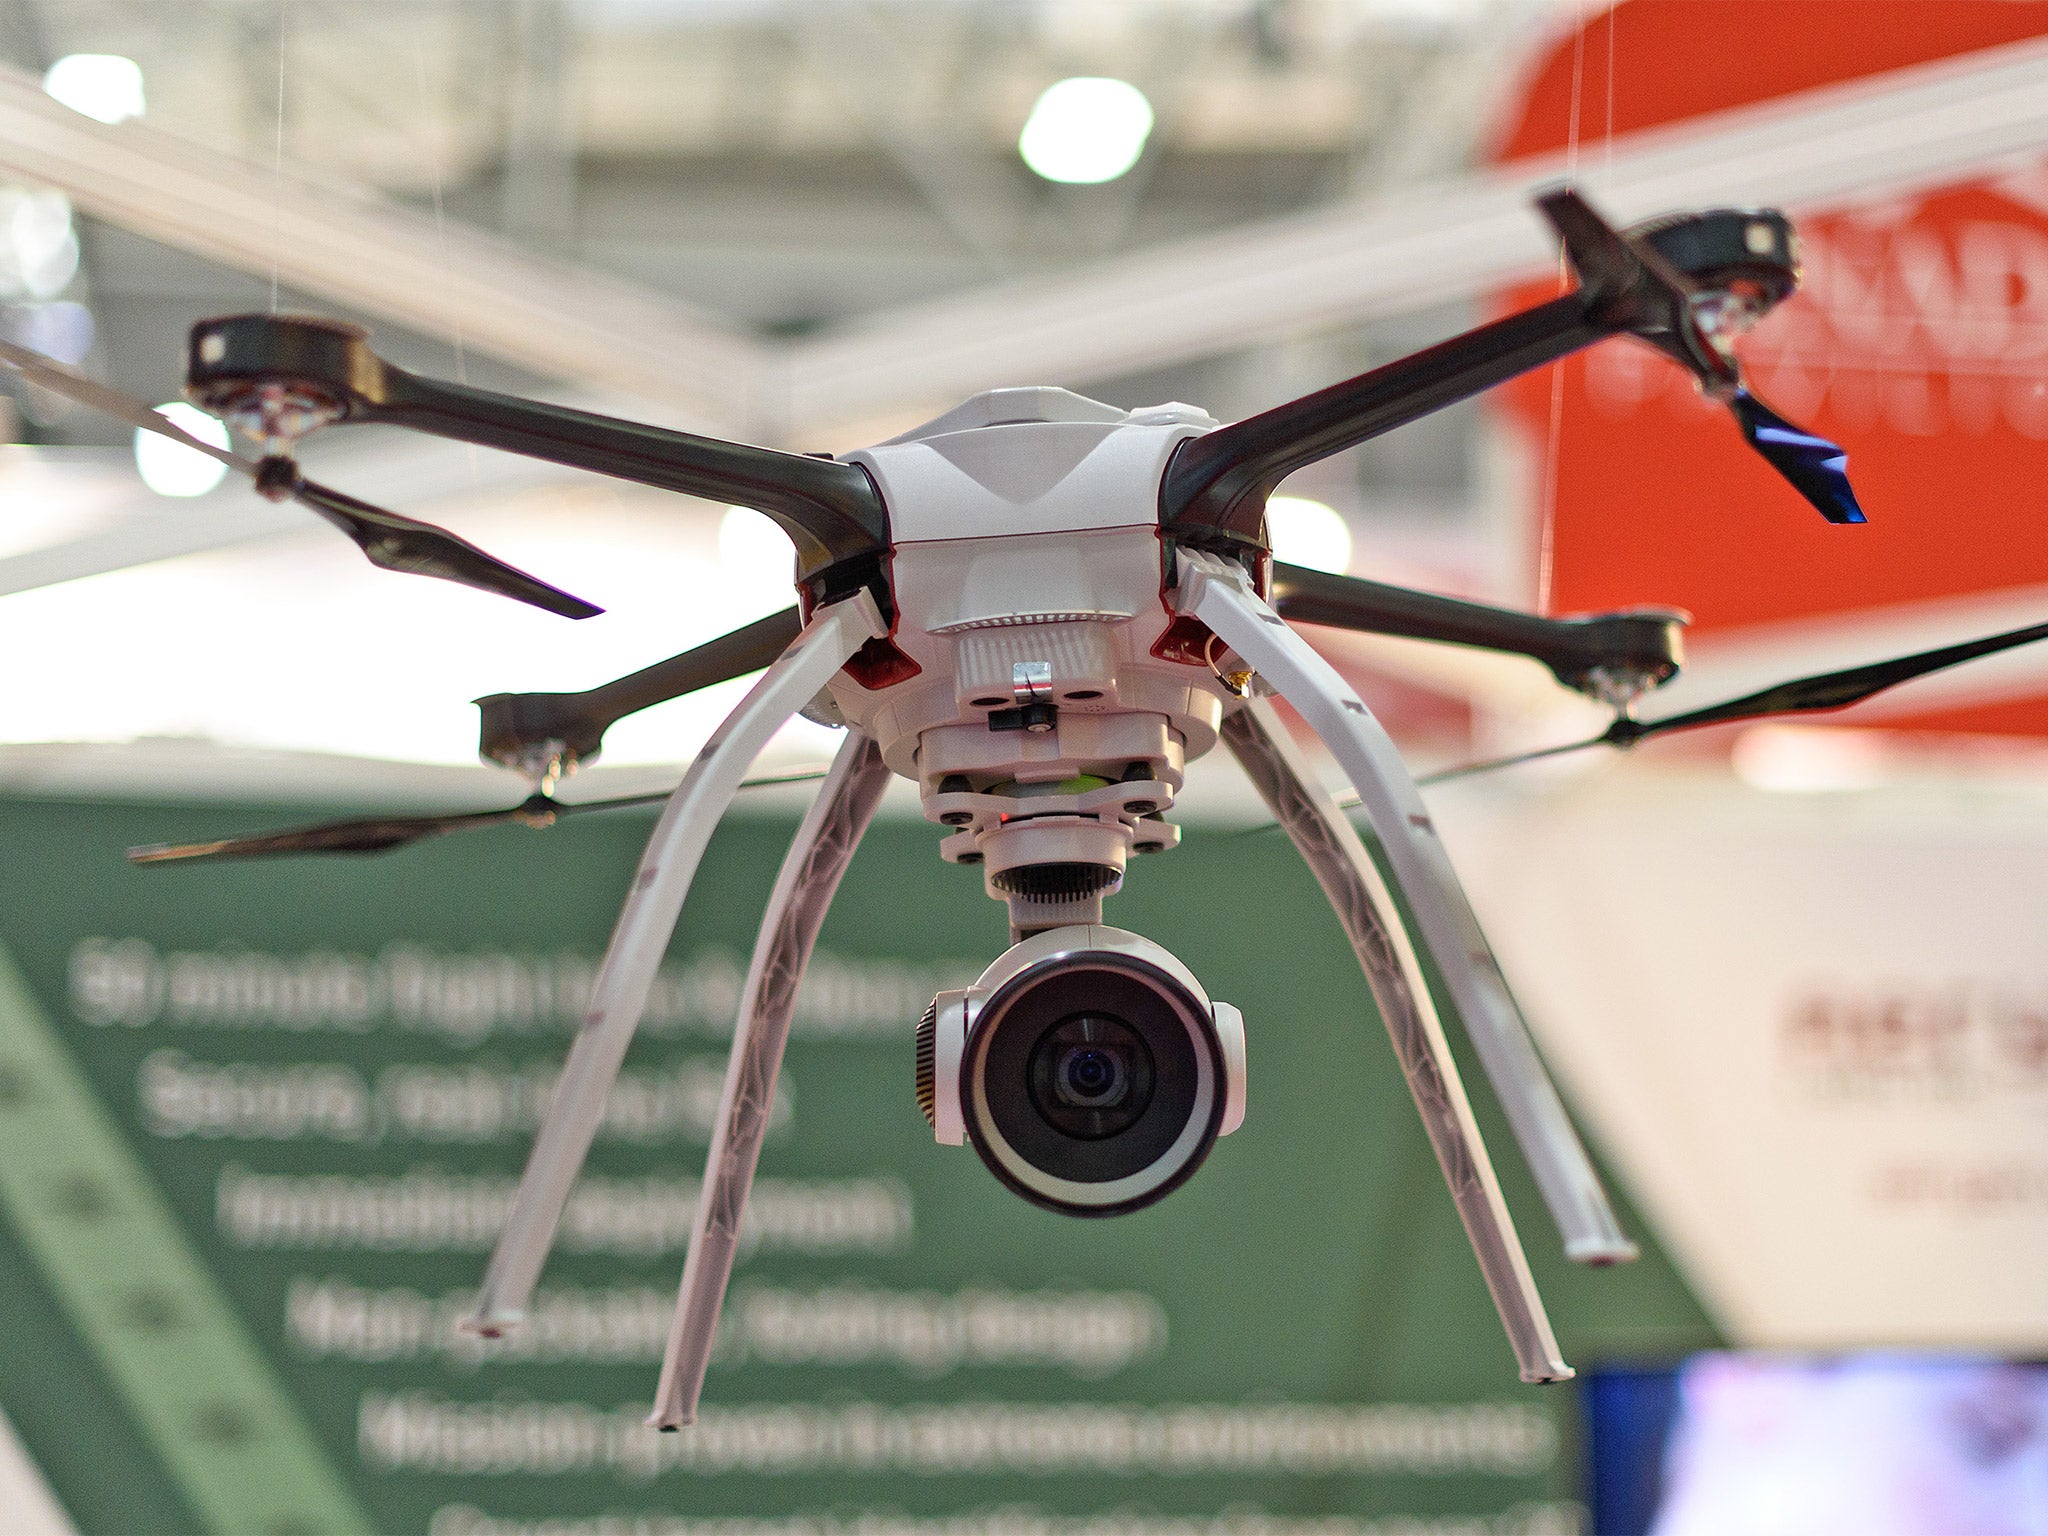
left=0, top=793, right=1711, bottom=1536
left=1492, top=0, right=2048, bottom=731
left=1441, top=764, right=2048, bottom=1354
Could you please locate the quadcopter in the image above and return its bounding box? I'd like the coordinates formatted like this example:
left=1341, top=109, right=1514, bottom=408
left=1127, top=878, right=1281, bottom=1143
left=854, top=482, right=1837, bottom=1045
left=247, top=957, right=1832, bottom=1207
left=9, top=187, right=2046, bottom=1431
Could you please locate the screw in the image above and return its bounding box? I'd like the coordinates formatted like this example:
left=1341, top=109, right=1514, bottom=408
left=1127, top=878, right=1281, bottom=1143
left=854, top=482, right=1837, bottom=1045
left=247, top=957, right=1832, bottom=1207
left=940, top=810, right=973, bottom=827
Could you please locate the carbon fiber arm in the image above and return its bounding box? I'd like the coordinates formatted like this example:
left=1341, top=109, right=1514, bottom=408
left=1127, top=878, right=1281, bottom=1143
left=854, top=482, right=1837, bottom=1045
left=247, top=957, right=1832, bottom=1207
left=185, top=315, right=890, bottom=589
left=475, top=607, right=804, bottom=773
left=1160, top=296, right=1601, bottom=548
left=1269, top=563, right=1684, bottom=697
left=1160, top=193, right=1813, bottom=548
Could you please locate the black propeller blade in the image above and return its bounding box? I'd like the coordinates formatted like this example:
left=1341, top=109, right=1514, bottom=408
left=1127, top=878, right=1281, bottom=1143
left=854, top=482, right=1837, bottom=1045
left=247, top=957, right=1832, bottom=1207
left=1420, top=614, right=2048, bottom=786
left=1729, top=390, right=1865, bottom=526
left=0, top=335, right=241, bottom=456
left=0, top=337, right=602, bottom=619
left=127, top=766, right=834, bottom=867
left=1536, top=190, right=1867, bottom=526
left=255, top=458, right=601, bottom=620
left=128, top=796, right=563, bottom=864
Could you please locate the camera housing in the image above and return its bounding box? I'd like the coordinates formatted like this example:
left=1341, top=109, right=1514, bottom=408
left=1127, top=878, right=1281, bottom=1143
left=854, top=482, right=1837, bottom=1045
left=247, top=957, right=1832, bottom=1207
left=916, top=925, right=1245, bottom=1216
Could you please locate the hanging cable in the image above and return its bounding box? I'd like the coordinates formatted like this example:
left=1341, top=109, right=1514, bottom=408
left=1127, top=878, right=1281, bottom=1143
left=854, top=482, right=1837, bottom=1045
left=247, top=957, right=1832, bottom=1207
left=269, top=1, right=287, bottom=313
left=1534, top=7, right=1590, bottom=615
left=414, top=31, right=476, bottom=484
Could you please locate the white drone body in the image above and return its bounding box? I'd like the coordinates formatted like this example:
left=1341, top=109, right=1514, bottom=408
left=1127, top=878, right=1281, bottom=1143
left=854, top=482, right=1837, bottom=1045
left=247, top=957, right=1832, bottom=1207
left=830, top=387, right=1230, bottom=931
left=442, top=380, right=1638, bottom=1429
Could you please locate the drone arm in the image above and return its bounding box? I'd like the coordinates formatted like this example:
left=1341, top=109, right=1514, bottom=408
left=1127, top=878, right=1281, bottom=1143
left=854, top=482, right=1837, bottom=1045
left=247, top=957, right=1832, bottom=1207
left=1161, top=296, right=1601, bottom=547
left=361, top=378, right=887, bottom=584
left=1162, top=192, right=1822, bottom=548
left=477, top=607, right=804, bottom=771
left=463, top=591, right=888, bottom=1336
left=1221, top=697, right=1569, bottom=1383
left=186, top=315, right=891, bottom=587
left=1270, top=563, right=1684, bottom=695
left=1177, top=551, right=1636, bottom=1269
left=648, top=730, right=892, bottom=1430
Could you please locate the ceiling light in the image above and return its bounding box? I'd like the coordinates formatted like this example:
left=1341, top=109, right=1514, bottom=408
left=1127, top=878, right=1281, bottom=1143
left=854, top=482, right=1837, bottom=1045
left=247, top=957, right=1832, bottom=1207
left=1266, top=495, right=1353, bottom=574
left=134, top=403, right=230, bottom=498
left=0, top=188, right=79, bottom=300
left=7, top=299, right=94, bottom=363
left=43, top=54, right=146, bottom=126
left=1018, top=77, right=1154, bottom=186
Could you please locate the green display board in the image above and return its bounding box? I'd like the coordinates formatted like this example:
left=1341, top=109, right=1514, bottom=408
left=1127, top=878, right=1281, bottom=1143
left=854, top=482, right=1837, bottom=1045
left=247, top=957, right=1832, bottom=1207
left=0, top=792, right=1719, bottom=1535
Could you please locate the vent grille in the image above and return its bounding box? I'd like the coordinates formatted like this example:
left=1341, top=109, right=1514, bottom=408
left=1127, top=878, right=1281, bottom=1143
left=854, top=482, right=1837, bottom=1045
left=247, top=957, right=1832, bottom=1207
left=930, top=610, right=1132, bottom=633
left=914, top=997, right=938, bottom=1129
left=990, top=861, right=1120, bottom=901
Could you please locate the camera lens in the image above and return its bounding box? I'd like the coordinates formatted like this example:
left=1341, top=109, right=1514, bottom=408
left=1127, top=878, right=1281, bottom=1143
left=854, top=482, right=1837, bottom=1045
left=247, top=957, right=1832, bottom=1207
left=959, top=929, right=1228, bottom=1217
left=1059, top=1046, right=1122, bottom=1105
left=1028, top=1013, right=1154, bottom=1138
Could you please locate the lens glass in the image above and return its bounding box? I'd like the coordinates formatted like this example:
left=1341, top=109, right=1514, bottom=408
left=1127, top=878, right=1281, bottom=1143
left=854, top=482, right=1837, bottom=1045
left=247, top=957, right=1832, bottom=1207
left=1057, top=1045, right=1125, bottom=1108
left=1027, top=1013, right=1154, bottom=1140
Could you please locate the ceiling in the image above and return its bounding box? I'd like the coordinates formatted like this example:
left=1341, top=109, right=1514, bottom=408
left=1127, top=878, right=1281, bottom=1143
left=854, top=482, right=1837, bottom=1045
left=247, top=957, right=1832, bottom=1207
left=19, top=0, right=1550, bottom=321
left=0, top=0, right=1571, bottom=784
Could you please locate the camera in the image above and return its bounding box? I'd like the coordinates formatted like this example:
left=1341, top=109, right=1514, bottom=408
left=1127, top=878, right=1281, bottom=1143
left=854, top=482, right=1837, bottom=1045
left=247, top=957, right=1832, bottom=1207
left=916, top=925, right=1245, bottom=1216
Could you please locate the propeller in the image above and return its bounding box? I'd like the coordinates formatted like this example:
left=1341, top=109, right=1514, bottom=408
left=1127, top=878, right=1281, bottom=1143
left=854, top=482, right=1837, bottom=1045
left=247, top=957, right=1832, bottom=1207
left=1418, top=614, right=2048, bottom=787
left=0, top=337, right=601, bottom=619
left=126, top=765, right=834, bottom=866
left=1728, top=389, right=1864, bottom=526
left=1229, top=612, right=2048, bottom=840
left=1537, top=188, right=1866, bottom=527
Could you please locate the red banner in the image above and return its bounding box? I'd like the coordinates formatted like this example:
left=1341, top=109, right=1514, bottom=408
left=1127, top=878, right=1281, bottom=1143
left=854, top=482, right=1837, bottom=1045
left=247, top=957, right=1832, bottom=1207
left=1491, top=0, right=2048, bottom=734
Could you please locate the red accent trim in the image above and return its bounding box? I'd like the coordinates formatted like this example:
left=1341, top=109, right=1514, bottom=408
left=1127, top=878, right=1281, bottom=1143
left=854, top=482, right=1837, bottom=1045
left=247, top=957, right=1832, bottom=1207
left=843, top=635, right=923, bottom=690
left=1150, top=615, right=1224, bottom=668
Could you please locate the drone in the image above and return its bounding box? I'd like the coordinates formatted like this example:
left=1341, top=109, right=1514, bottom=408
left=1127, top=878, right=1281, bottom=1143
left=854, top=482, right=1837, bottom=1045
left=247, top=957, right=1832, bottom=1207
left=10, top=187, right=2048, bottom=1431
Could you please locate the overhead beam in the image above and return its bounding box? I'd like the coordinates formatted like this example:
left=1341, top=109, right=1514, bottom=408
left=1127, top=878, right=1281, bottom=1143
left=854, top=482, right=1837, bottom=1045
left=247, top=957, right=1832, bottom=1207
left=781, top=33, right=2048, bottom=439
left=0, top=66, right=763, bottom=435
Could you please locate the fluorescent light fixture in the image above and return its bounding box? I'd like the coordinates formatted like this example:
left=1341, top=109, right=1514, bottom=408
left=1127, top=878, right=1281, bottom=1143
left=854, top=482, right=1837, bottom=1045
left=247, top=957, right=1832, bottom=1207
left=1265, top=495, right=1353, bottom=574
left=1018, top=77, right=1154, bottom=186
left=134, top=403, right=230, bottom=498
left=42, top=54, right=146, bottom=126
